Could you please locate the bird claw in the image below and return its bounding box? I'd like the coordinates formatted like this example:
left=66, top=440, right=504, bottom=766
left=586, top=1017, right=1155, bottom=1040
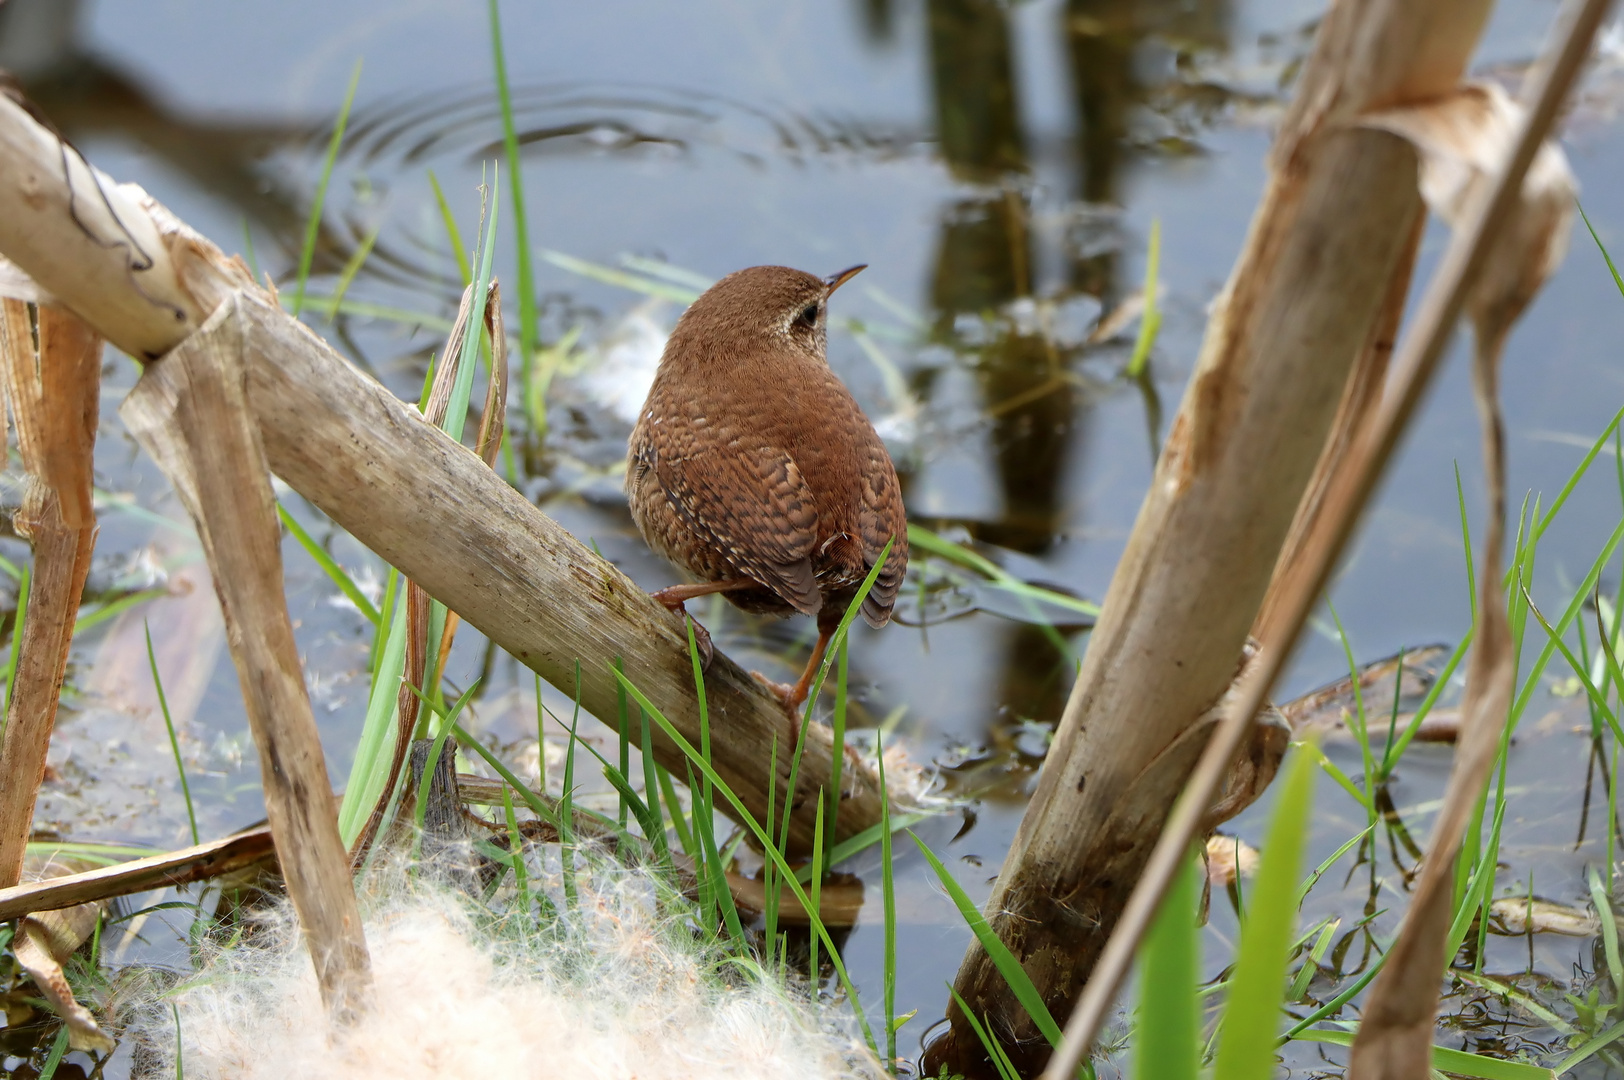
left=655, top=597, right=715, bottom=670
left=684, top=615, right=715, bottom=670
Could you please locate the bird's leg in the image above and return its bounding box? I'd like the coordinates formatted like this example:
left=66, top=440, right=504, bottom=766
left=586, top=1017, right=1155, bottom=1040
left=648, top=578, right=755, bottom=669
left=751, top=626, right=833, bottom=749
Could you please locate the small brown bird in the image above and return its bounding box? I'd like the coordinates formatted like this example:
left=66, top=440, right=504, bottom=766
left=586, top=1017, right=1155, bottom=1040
left=627, top=263, right=909, bottom=713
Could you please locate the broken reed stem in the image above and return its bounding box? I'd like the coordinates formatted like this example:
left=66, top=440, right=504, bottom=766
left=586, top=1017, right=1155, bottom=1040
left=2, top=774, right=867, bottom=927
left=350, top=282, right=509, bottom=865
left=1253, top=215, right=1424, bottom=652
left=1038, top=0, right=1613, bottom=1073
left=0, top=828, right=278, bottom=921
left=0, top=302, right=101, bottom=889
left=0, top=94, right=879, bottom=854
left=120, top=302, right=371, bottom=1020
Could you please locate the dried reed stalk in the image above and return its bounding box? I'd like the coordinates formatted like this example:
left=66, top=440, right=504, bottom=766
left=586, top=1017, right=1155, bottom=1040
left=1039, top=0, right=1607, bottom=1074
left=1349, top=68, right=1579, bottom=1078
left=929, top=0, right=1497, bottom=1071
left=0, top=829, right=278, bottom=921
left=120, top=302, right=372, bottom=1019
left=0, top=302, right=101, bottom=889
left=348, top=282, right=508, bottom=865
left=0, top=93, right=881, bottom=854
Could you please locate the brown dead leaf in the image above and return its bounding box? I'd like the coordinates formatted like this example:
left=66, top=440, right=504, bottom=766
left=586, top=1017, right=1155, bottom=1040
left=1489, top=896, right=1601, bottom=937
left=1204, top=833, right=1260, bottom=887
left=1349, top=75, right=1575, bottom=1080
left=12, top=856, right=114, bottom=1053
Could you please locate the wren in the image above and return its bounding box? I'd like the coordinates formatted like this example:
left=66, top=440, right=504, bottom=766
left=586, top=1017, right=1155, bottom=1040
left=627, top=263, right=909, bottom=716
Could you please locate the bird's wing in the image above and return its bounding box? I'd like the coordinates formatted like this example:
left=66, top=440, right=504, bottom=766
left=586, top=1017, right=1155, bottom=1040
left=656, top=443, right=822, bottom=616
left=855, top=441, right=909, bottom=628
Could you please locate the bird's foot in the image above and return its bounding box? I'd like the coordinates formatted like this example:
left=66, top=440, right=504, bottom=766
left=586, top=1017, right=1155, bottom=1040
left=651, top=592, right=714, bottom=670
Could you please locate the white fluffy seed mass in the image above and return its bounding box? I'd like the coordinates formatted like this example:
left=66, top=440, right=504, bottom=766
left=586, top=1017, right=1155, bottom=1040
left=133, top=857, right=885, bottom=1080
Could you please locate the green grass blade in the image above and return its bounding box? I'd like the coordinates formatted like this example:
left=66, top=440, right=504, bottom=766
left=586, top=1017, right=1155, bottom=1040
left=2, top=565, right=30, bottom=728
left=428, top=170, right=472, bottom=286
left=38, top=1022, right=68, bottom=1080
left=1287, top=918, right=1339, bottom=1002
left=1134, top=844, right=1200, bottom=1080
left=276, top=504, right=380, bottom=625
left=324, top=222, right=381, bottom=322
left=488, top=0, right=538, bottom=385
left=1555, top=1017, right=1624, bottom=1074
left=1301, top=741, right=1372, bottom=812
left=948, top=986, right=1021, bottom=1080
left=146, top=621, right=198, bottom=845
left=1527, top=404, right=1624, bottom=546
left=658, top=762, right=697, bottom=861
left=910, top=830, right=1065, bottom=1049
left=502, top=781, right=530, bottom=917
left=1383, top=633, right=1471, bottom=779
left=635, top=680, right=668, bottom=866
left=1327, top=602, right=1376, bottom=827
left=794, top=810, right=933, bottom=884
left=412, top=680, right=481, bottom=830
left=561, top=673, right=580, bottom=908
left=878, top=737, right=898, bottom=1070
left=1296, top=825, right=1374, bottom=907
left=1588, top=866, right=1623, bottom=1009
left=1124, top=218, right=1162, bottom=378
left=1579, top=201, right=1624, bottom=299
left=292, top=59, right=362, bottom=317
left=72, top=587, right=167, bottom=637
left=763, top=734, right=780, bottom=962
left=1523, top=591, right=1624, bottom=743
left=338, top=593, right=408, bottom=847
left=810, top=789, right=825, bottom=980
left=907, top=524, right=1099, bottom=621
left=615, top=668, right=878, bottom=1054
left=540, top=249, right=702, bottom=303
left=444, top=173, right=501, bottom=446
left=825, top=634, right=849, bottom=873
left=1214, top=742, right=1319, bottom=1080
left=1294, top=1029, right=1553, bottom=1079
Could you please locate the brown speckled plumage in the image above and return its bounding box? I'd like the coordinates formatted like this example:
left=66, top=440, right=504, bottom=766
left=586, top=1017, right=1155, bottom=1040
left=627, top=265, right=908, bottom=701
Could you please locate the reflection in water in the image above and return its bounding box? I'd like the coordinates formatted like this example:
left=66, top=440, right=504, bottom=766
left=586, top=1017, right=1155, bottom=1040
left=0, top=0, right=345, bottom=276
left=920, top=0, right=1231, bottom=1072
left=856, top=0, right=900, bottom=48
left=927, top=0, right=1027, bottom=182
left=921, top=0, right=1084, bottom=853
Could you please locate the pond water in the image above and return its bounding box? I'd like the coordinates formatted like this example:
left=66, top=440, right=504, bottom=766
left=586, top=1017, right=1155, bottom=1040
left=5, top=0, right=1624, bottom=1076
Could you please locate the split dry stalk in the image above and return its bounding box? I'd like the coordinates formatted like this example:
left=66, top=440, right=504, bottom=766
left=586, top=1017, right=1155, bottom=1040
left=1039, top=0, right=1608, bottom=1074
left=349, top=281, right=508, bottom=865
left=0, top=302, right=101, bottom=889
left=120, top=302, right=372, bottom=1019
left=0, top=829, right=277, bottom=922
left=930, top=0, right=1495, bottom=1073
left=0, top=92, right=880, bottom=854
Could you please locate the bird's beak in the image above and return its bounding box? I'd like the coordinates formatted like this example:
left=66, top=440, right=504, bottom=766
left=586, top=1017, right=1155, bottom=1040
left=823, top=263, right=867, bottom=296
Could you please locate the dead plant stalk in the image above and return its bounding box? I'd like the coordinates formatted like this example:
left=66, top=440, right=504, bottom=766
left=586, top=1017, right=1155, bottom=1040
left=121, top=304, right=372, bottom=1018
left=1040, top=0, right=1610, bottom=1074
left=0, top=302, right=100, bottom=889
left=930, top=0, right=1501, bottom=1072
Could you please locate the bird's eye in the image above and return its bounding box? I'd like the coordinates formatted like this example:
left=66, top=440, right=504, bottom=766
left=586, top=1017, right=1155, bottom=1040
left=796, top=302, right=820, bottom=329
